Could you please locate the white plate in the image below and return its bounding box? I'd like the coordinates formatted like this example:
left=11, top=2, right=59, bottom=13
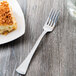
left=0, top=0, right=25, bottom=45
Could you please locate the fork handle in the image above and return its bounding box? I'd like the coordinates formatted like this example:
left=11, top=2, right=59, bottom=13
left=16, top=30, right=47, bottom=75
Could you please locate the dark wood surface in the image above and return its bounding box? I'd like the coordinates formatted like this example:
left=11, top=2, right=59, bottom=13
left=0, top=0, right=76, bottom=76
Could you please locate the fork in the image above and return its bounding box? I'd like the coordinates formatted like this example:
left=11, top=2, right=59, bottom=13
left=16, top=9, right=60, bottom=75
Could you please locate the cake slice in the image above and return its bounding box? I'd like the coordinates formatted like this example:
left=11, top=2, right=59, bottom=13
left=0, top=1, right=17, bottom=35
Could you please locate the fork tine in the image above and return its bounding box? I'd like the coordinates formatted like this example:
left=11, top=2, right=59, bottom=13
left=48, top=10, right=56, bottom=25
left=46, top=9, right=55, bottom=24
left=53, top=10, right=60, bottom=26
left=49, top=10, right=60, bottom=27
left=49, top=10, right=58, bottom=26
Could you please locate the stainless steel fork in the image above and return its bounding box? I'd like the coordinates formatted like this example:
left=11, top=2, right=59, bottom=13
left=16, top=9, right=60, bottom=75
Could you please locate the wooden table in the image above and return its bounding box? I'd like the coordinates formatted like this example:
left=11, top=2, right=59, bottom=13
left=0, top=0, right=76, bottom=76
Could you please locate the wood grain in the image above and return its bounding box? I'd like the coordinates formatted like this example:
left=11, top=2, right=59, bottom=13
left=0, top=0, right=76, bottom=76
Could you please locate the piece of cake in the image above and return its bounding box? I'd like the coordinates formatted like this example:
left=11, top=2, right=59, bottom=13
left=0, top=1, right=17, bottom=35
